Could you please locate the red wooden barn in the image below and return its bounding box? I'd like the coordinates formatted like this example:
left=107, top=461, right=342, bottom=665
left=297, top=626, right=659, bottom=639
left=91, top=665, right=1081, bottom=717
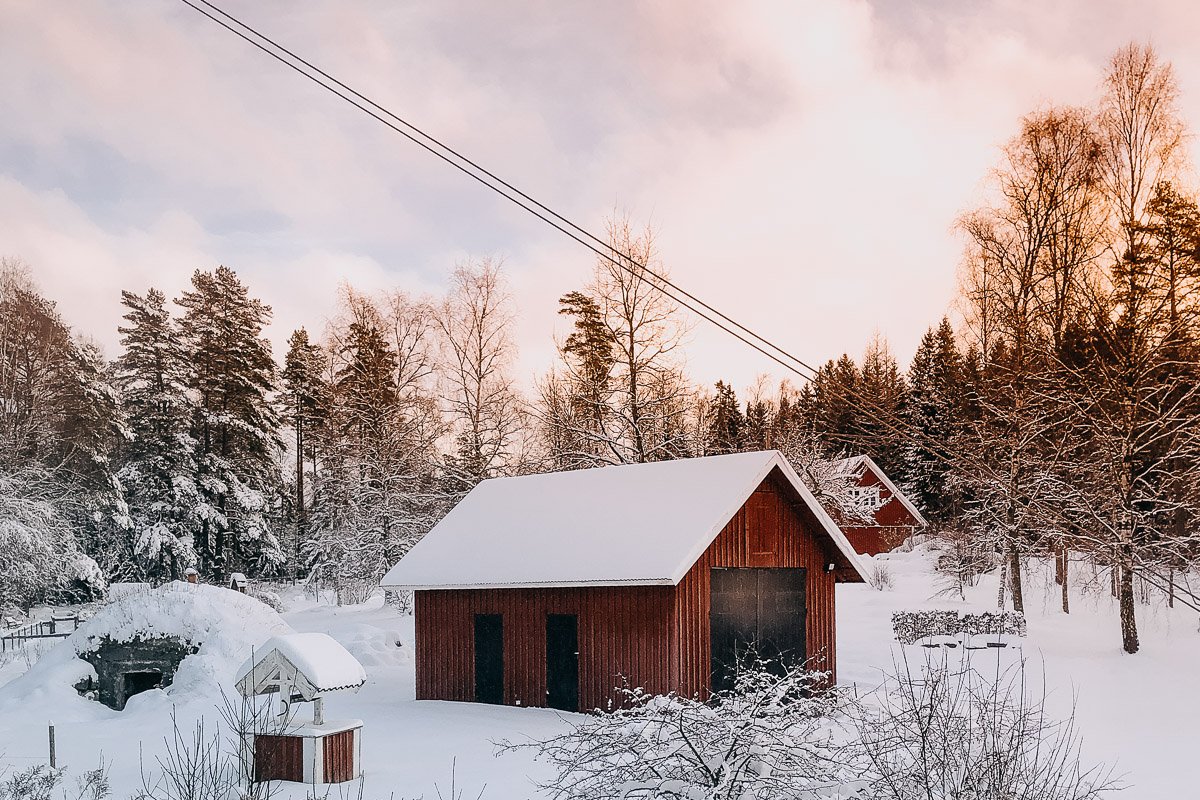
left=381, top=451, right=867, bottom=712
left=820, top=455, right=927, bottom=556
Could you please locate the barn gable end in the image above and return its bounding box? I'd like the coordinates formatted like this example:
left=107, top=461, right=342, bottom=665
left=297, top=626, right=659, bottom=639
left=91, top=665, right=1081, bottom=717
left=672, top=468, right=841, bottom=698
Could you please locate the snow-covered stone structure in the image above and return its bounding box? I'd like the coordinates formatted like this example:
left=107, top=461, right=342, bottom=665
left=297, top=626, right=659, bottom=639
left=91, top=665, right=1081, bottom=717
left=235, top=633, right=366, bottom=784
left=68, top=581, right=291, bottom=710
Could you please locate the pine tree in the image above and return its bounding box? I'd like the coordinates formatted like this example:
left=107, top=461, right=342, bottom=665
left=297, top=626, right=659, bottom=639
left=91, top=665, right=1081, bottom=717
left=706, top=381, right=744, bottom=454
left=176, top=266, right=283, bottom=578
left=904, top=318, right=965, bottom=524
left=281, top=327, right=326, bottom=578
left=115, top=288, right=198, bottom=579
left=857, top=335, right=910, bottom=480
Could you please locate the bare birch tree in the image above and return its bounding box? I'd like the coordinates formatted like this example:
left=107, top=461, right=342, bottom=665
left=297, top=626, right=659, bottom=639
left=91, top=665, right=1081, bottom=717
left=436, top=257, right=527, bottom=488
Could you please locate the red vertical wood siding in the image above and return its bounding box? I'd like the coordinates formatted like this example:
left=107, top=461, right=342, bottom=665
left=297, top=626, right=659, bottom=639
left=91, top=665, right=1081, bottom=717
left=841, top=525, right=913, bottom=556
left=415, top=585, right=673, bottom=711
left=322, top=729, right=357, bottom=783
left=671, top=469, right=841, bottom=698
left=413, top=467, right=846, bottom=707
left=253, top=735, right=304, bottom=783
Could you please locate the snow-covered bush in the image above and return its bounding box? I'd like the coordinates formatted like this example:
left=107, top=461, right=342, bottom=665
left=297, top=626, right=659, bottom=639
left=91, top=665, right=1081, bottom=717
left=0, top=763, right=109, bottom=800
left=960, top=610, right=1027, bottom=638
left=891, top=610, right=961, bottom=644
left=0, top=470, right=107, bottom=611
left=508, top=660, right=846, bottom=800
left=891, top=609, right=1026, bottom=644
left=247, top=587, right=284, bottom=614
left=850, top=653, right=1118, bottom=800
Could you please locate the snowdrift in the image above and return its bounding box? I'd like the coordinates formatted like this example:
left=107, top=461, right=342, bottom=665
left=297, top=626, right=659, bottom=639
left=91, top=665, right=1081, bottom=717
left=0, top=581, right=292, bottom=715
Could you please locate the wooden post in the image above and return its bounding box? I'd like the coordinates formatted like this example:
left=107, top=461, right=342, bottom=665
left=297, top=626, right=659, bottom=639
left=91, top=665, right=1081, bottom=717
left=313, top=696, right=324, bottom=726
left=48, top=721, right=56, bottom=768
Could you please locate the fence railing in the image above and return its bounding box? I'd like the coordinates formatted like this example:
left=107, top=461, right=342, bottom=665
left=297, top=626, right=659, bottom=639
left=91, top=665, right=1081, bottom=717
left=0, top=614, right=81, bottom=653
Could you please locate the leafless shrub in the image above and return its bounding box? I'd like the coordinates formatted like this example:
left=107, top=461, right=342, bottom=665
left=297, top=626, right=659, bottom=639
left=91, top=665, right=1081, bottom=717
left=850, top=651, right=1120, bottom=800
left=0, top=762, right=109, bottom=800
left=135, top=710, right=235, bottom=800
left=871, top=562, right=894, bottom=591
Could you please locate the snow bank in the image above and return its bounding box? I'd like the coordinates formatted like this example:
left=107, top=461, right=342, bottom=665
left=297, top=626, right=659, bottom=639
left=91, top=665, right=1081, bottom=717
left=0, top=581, right=293, bottom=713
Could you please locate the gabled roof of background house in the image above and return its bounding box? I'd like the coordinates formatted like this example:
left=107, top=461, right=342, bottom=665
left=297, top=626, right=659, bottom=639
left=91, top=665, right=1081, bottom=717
left=381, top=450, right=868, bottom=590
left=821, top=454, right=928, bottom=527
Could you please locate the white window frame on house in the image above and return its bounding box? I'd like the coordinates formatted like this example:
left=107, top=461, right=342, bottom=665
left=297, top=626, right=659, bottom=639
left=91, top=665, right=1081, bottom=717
left=846, top=485, right=884, bottom=515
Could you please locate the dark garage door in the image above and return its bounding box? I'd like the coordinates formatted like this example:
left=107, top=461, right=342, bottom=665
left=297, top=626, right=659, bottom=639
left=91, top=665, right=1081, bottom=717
left=710, top=567, right=807, bottom=692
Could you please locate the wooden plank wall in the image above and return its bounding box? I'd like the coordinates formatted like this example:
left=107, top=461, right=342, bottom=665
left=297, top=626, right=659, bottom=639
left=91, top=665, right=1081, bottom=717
left=253, top=735, right=303, bottom=783
left=671, top=469, right=841, bottom=697
left=841, top=525, right=913, bottom=556
left=322, top=730, right=356, bottom=783
left=414, top=466, right=846, bottom=707
left=415, top=585, right=673, bottom=710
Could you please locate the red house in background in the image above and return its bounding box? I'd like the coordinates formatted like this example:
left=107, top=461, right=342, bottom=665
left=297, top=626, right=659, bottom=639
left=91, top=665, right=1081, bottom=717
left=381, top=451, right=867, bottom=712
left=819, top=455, right=927, bottom=556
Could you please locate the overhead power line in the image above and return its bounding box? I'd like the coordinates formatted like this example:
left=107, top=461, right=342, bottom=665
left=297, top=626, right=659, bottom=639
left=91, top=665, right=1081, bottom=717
left=175, top=0, right=964, bottom=474
left=177, top=0, right=825, bottom=382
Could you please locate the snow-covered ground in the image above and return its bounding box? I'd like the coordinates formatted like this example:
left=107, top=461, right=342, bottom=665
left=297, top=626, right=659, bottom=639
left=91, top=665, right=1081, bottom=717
left=1, top=549, right=1197, bottom=798
left=843, top=546, right=1200, bottom=799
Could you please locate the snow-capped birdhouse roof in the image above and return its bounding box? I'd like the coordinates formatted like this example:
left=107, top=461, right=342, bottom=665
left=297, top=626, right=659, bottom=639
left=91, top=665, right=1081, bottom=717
left=235, top=633, right=366, bottom=701
left=382, top=450, right=867, bottom=590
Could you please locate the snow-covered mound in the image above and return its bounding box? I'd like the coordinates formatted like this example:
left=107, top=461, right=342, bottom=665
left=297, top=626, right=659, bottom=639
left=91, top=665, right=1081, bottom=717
left=0, top=581, right=293, bottom=714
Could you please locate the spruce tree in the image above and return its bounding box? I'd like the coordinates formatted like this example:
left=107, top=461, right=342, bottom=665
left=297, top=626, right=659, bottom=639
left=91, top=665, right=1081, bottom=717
left=904, top=318, right=965, bottom=524
left=176, top=266, right=282, bottom=578
left=115, top=288, right=198, bottom=579
left=706, top=381, right=744, bottom=454
left=858, top=335, right=910, bottom=480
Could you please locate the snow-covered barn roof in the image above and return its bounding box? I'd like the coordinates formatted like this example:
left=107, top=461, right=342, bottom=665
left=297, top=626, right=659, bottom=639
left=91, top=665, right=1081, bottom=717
left=235, top=632, right=366, bottom=700
left=382, top=450, right=868, bottom=590
left=821, top=454, right=928, bottom=527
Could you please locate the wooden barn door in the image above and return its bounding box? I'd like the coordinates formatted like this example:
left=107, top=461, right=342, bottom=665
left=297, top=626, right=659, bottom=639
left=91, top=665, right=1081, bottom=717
left=546, top=614, right=579, bottom=712
left=710, top=568, right=807, bottom=692
left=473, top=614, right=503, bottom=704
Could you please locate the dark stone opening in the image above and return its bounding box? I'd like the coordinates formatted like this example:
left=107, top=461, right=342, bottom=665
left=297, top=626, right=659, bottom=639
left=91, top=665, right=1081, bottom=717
left=78, top=636, right=197, bottom=710
left=122, top=670, right=164, bottom=705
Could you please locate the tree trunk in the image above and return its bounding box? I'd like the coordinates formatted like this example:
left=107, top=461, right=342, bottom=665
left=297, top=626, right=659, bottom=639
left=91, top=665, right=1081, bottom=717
left=997, top=557, right=1008, bottom=609
left=1007, top=543, right=1024, bottom=613
left=1054, top=544, right=1065, bottom=585
left=1060, top=546, right=1070, bottom=614
left=295, top=415, right=305, bottom=584
left=1119, top=546, right=1139, bottom=654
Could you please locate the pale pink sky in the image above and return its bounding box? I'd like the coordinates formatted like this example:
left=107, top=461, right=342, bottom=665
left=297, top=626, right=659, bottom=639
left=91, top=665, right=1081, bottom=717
left=4, top=1, right=1200, bottom=391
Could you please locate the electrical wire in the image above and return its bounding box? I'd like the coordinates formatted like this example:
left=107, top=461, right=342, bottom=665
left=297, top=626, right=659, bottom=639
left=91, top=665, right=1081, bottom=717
left=175, top=0, right=973, bottom=474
